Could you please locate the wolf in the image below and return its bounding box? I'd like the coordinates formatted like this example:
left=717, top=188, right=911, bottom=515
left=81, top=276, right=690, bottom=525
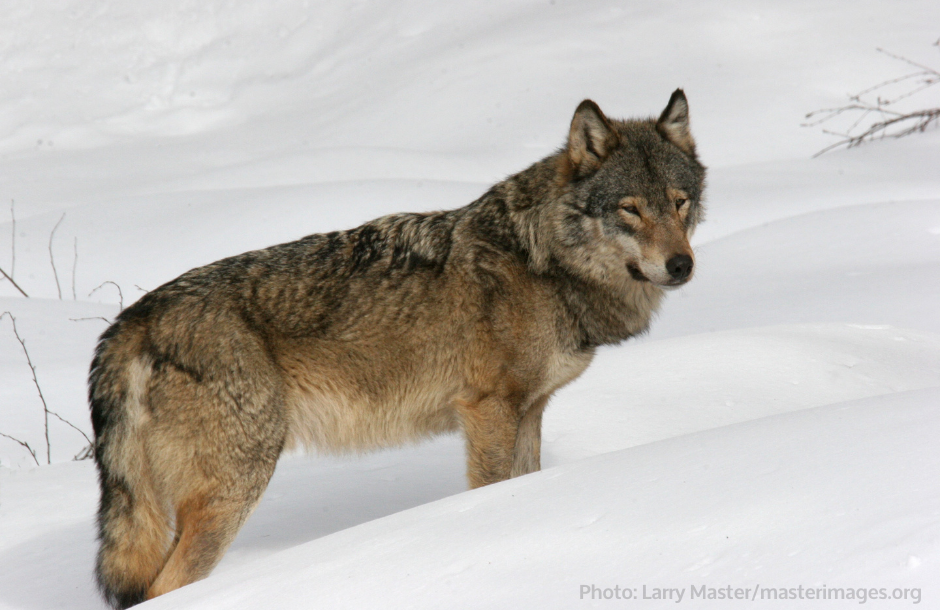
left=89, top=89, right=705, bottom=607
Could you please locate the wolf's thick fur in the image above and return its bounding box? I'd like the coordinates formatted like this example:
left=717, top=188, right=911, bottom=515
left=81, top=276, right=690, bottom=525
left=90, top=90, right=705, bottom=607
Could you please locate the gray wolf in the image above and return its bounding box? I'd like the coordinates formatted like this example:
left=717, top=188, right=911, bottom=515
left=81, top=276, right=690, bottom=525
left=89, top=89, right=705, bottom=607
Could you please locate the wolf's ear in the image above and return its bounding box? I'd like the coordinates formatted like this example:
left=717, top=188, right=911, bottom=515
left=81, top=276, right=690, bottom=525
left=567, top=100, right=620, bottom=178
left=656, top=89, right=696, bottom=156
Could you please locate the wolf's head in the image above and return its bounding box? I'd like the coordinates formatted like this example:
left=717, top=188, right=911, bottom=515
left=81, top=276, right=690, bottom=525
left=545, top=90, right=706, bottom=290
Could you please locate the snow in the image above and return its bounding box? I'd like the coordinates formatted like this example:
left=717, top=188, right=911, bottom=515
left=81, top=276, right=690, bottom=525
left=1, top=1, right=938, bottom=608
left=146, top=389, right=940, bottom=610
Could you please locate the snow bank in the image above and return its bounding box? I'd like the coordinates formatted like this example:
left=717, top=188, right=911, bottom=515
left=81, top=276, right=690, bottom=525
left=145, top=388, right=940, bottom=610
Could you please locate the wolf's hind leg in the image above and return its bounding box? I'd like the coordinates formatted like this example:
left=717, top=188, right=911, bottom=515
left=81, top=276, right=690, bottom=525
left=510, top=394, right=549, bottom=478
left=145, top=489, right=267, bottom=599
left=145, top=420, right=281, bottom=601
left=143, top=356, right=286, bottom=600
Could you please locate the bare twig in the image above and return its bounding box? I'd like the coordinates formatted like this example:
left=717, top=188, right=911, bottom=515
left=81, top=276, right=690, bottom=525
left=74, top=444, right=94, bottom=461
left=876, top=46, right=939, bottom=76
left=49, top=213, right=65, bottom=299
left=804, top=44, right=940, bottom=156
left=10, top=199, right=14, bottom=279
left=48, top=409, right=92, bottom=445
left=69, top=316, right=112, bottom=324
left=89, top=281, right=124, bottom=310
left=1, top=311, right=50, bottom=463
left=72, top=237, right=78, bottom=301
left=0, top=266, right=28, bottom=297
left=1, top=200, right=30, bottom=296
left=2, top=310, right=93, bottom=464
left=134, top=285, right=149, bottom=294
left=811, top=108, right=940, bottom=157
left=0, top=431, right=40, bottom=466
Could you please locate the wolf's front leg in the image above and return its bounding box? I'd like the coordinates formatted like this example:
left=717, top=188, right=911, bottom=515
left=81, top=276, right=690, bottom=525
left=511, top=394, right=549, bottom=478
left=457, top=395, right=521, bottom=488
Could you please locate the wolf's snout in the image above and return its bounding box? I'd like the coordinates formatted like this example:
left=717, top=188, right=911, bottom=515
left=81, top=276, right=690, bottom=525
left=666, top=254, right=693, bottom=281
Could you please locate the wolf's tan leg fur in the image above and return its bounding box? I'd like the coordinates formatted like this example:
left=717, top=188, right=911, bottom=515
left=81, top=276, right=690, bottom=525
left=137, top=354, right=284, bottom=602
left=510, top=395, right=548, bottom=478
left=457, top=395, right=522, bottom=488
left=146, top=495, right=259, bottom=599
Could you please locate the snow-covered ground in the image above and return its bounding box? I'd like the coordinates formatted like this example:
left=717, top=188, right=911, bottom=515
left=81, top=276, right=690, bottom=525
left=1, top=1, right=938, bottom=608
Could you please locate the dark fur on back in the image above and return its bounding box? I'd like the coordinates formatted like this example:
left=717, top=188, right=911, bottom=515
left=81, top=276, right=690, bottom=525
left=90, top=91, right=705, bottom=607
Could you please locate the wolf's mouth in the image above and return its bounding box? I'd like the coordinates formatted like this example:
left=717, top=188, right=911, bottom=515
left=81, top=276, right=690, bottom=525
left=663, top=277, right=691, bottom=288
left=627, top=264, right=649, bottom=282
left=628, top=264, right=693, bottom=287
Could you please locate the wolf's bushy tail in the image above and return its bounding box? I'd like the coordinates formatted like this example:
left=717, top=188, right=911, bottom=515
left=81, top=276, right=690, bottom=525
left=90, top=324, right=170, bottom=609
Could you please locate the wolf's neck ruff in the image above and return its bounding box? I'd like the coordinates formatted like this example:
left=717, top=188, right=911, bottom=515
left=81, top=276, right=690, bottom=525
left=89, top=90, right=705, bottom=608
left=462, top=158, right=667, bottom=349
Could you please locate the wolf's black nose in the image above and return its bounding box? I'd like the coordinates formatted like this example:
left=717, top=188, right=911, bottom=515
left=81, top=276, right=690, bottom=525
left=666, top=254, right=693, bottom=281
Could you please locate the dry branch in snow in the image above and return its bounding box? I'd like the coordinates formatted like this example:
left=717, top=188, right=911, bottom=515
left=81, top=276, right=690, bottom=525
left=49, top=213, right=66, bottom=299
left=89, top=281, right=124, bottom=310
left=0, top=431, right=39, bottom=466
left=0, top=200, right=28, bottom=298
left=72, top=237, right=78, bottom=301
left=805, top=42, right=940, bottom=156
left=1, top=311, right=93, bottom=464
left=0, top=266, right=28, bottom=298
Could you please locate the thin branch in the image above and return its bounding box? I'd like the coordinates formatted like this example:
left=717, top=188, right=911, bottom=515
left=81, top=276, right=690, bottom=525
left=805, top=103, right=903, bottom=124
left=10, top=199, right=14, bottom=279
left=805, top=43, right=940, bottom=156
left=851, top=70, right=934, bottom=100
left=876, top=47, right=940, bottom=76
left=69, top=316, right=112, bottom=324
left=72, top=237, right=78, bottom=301
left=134, top=284, right=149, bottom=294
left=49, top=213, right=65, bottom=300
left=2, top=310, right=93, bottom=463
left=0, top=431, right=40, bottom=466
left=0, top=311, right=50, bottom=464
left=883, top=80, right=940, bottom=105
left=48, top=409, right=92, bottom=445
left=89, top=281, right=124, bottom=310
left=74, top=443, right=94, bottom=461
left=811, top=108, right=940, bottom=157
left=0, top=266, right=28, bottom=297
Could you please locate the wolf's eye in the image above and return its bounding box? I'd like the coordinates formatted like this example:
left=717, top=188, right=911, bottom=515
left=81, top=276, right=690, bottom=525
left=622, top=205, right=640, bottom=217
left=675, top=198, right=688, bottom=211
